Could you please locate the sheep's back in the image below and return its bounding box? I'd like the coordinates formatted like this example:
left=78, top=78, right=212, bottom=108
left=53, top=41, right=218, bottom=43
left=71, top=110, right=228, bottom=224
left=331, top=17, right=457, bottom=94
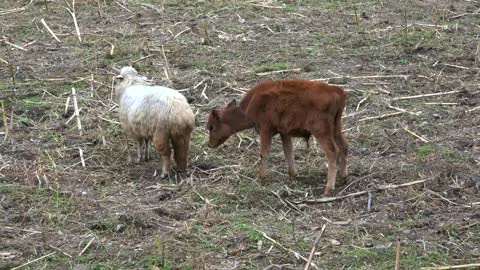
left=119, top=85, right=194, bottom=139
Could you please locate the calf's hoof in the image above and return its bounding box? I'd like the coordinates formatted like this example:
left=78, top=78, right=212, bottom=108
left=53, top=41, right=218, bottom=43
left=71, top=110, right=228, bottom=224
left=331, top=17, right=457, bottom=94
left=257, top=176, right=269, bottom=186
left=323, top=188, right=334, bottom=197
left=288, top=170, right=298, bottom=179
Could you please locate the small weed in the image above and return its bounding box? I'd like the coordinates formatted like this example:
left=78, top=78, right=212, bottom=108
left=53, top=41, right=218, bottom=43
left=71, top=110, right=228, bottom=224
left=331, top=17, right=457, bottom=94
left=441, top=148, right=466, bottom=163
left=192, top=132, right=208, bottom=147
left=22, top=97, right=51, bottom=109
left=417, top=144, right=435, bottom=158
left=254, top=63, right=289, bottom=73
left=17, top=27, right=33, bottom=37
left=237, top=223, right=264, bottom=249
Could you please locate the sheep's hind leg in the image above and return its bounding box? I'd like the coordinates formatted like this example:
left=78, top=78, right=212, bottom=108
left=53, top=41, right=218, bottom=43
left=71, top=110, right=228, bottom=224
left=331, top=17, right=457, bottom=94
left=136, top=138, right=144, bottom=163
left=143, top=138, right=150, bottom=161
left=172, top=133, right=191, bottom=172
left=153, top=134, right=172, bottom=178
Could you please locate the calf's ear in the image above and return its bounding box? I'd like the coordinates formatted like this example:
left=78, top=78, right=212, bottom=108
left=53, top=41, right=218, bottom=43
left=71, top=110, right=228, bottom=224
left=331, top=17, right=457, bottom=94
left=226, top=99, right=236, bottom=108
left=211, top=109, right=220, bottom=121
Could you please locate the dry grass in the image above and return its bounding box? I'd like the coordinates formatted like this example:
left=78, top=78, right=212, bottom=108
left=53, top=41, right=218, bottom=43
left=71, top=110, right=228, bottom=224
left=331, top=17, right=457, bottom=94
left=1, top=0, right=480, bottom=269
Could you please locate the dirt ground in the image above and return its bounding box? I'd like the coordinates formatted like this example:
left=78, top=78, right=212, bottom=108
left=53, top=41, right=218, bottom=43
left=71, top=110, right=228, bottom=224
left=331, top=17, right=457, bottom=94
left=1, top=0, right=480, bottom=269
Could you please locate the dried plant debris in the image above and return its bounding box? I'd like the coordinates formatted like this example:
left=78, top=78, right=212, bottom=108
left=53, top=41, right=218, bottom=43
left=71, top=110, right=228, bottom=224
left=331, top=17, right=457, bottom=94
left=1, top=0, right=479, bottom=269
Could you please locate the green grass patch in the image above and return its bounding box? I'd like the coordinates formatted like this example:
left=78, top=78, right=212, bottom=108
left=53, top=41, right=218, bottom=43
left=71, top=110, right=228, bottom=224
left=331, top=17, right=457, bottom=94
left=254, top=63, right=289, bottom=73
left=417, top=144, right=436, bottom=158
left=237, top=224, right=264, bottom=249
left=441, top=148, right=466, bottom=163
left=191, top=132, right=208, bottom=147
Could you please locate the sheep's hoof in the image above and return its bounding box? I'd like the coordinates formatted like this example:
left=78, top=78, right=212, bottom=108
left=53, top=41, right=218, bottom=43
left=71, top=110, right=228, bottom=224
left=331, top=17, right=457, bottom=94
left=337, top=177, right=347, bottom=186
left=160, top=171, right=169, bottom=179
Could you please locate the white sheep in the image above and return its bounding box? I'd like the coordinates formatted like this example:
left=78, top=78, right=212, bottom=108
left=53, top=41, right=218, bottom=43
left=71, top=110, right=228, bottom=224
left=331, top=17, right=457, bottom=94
left=115, top=66, right=195, bottom=177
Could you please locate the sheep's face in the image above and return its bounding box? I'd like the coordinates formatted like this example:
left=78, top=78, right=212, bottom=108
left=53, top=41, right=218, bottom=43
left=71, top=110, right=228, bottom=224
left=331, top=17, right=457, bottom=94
left=116, top=66, right=138, bottom=81
left=206, top=109, right=232, bottom=148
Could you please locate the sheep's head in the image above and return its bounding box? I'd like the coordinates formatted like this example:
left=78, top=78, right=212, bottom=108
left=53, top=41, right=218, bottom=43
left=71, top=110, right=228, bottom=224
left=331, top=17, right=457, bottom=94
left=206, top=100, right=237, bottom=148
left=116, top=66, right=138, bottom=80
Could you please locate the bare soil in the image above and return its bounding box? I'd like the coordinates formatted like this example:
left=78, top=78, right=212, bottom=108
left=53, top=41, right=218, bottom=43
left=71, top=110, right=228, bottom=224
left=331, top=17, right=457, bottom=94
left=1, top=0, right=479, bottom=269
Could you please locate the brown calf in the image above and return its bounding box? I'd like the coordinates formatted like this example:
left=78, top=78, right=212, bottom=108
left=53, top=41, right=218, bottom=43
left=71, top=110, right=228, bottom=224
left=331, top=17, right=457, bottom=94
left=207, top=80, right=348, bottom=196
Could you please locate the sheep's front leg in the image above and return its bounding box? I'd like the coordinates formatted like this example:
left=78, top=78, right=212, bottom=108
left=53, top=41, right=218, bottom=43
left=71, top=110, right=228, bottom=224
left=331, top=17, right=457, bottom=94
left=280, top=134, right=297, bottom=178
left=258, top=130, right=273, bottom=185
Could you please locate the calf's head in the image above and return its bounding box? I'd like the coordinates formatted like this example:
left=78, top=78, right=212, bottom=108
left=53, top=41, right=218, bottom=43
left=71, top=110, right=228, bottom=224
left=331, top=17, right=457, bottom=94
left=206, top=100, right=237, bottom=148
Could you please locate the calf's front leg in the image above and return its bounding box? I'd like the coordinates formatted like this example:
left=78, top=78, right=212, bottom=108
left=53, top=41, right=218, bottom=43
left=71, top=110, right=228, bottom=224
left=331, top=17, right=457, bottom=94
left=258, top=130, right=273, bottom=185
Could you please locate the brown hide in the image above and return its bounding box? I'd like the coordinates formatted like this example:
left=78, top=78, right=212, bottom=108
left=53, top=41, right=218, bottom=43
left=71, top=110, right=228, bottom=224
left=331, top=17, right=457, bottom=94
left=207, top=80, right=348, bottom=196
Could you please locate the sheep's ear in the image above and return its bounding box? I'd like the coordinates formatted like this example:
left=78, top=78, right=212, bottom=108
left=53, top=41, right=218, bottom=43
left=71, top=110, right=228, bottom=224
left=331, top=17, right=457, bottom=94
left=211, top=109, right=220, bottom=121
left=226, top=99, right=236, bottom=108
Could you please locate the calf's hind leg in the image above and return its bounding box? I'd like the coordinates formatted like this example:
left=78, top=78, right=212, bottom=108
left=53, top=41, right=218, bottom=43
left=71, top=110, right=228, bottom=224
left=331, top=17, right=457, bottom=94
left=280, top=134, right=297, bottom=178
left=335, top=133, right=348, bottom=180
left=313, top=130, right=339, bottom=196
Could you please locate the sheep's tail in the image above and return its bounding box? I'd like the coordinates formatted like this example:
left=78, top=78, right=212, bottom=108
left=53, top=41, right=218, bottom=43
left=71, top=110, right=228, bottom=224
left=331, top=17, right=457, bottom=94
left=168, top=96, right=195, bottom=135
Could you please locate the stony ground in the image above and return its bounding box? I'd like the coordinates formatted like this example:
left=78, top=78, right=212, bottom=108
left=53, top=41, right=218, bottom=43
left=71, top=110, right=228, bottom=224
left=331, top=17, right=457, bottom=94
left=1, top=0, right=479, bottom=269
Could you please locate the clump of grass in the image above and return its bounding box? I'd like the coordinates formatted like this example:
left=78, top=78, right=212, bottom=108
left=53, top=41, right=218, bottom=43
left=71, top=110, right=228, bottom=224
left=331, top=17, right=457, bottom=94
left=254, top=63, right=289, bottom=73
left=417, top=144, right=435, bottom=158
left=237, top=224, right=264, bottom=249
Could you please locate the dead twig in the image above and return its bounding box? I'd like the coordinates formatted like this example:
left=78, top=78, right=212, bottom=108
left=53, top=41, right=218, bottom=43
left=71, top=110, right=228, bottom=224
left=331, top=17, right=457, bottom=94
left=403, top=126, right=429, bottom=143
left=161, top=45, right=171, bottom=84
left=71, top=88, right=82, bottom=135
left=466, top=106, right=480, bottom=113
left=421, top=263, right=480, bottom=269
left=11, top=252, right=56, bottom=270
left=270, top=190, right=304, bottom=215
left=64, top=0, right=82, bottom=42
left=114, top=1, right=134, bottom=14
left=78, top=147, right=85, bottom=167
left=425, top=102, right=457, bottom=105
left=256, top=68, right=302, bottom=76
left=40, top=19, right=61, bottom=42
left=78, top=237, right=95, bottom=256
left=3, top=40, right=27, bottom=51
left=48, top=245, right=72, bottom=258
left=0, top=0, right=34, bottom=16
left=358, top=111, right=405, bottom=122
left=315, top=74, right=410, bottom=81
left=426, top=190, right=473, bottom=208
left=256, top=229, right=319, bottom=270
left=1, top=101, right=8, bottom=143
left=387, top=104, right=420, bottom=116
left=356, top=95, right=369, bottom=111
left=395, top=239, right=401, bottom=270
left=304, top=224, right=326, bottom=270
left=391, top=90, right=461, bottom=101
left=297, top=179, right=428, bottom=204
